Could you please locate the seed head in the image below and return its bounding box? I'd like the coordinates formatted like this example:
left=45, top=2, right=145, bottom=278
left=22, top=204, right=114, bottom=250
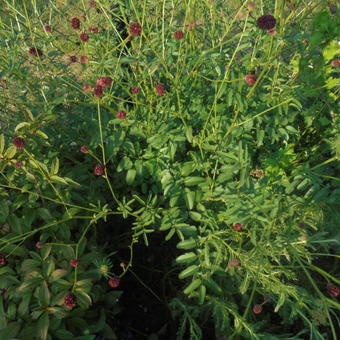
left=130, top=86, right=140, bottom=94
left=44, top=25, right=51, bottom=32
left=0, top=253, right=6, bottom=266
left=257, top=15, right=276, bottom=30
left=80, top=32, right=89, bottom=42
left=108, top=276, right=121, bottom=288
left=155, top=83, right=166, bottom=96
left=83, top=83, right=91, bottom=93
left=174, top=30, right=184, bottom=40
left=116, top=110, right=127, bottom=119
left=228, top=258, right=241, bottom=268
left=28, top=47, right=43, bottom=57
left=88, top=27, right=99, bottom=33
left=80, top=56, right=89, bottom=64
left=12, top=137, right=25, bottom=149
left=14, top=161, right=23, bottom=168
left=94, top=163, right=105, bottom=176
left=64, top=293, right=76, bottom=308
left=253, top=304, right=263, bottom=314
left=80, top=145, right=90, bottom=153
left=70, top=259, right=79, bottom=268
left=89, top=0, right=96, bottom=7
left=96, top=76, right=112, bottom=87
left=245, top=74, right=257, bottom=86
left=267, top=29, right=277, bottom=36
left=129, top=22, right=142, bottom=36
left=233, top=223, right=243, bottom=231
left=71, top=17, right=81, bottom=30
left=93, top=85, right=103, bottom=97
left=327, top=283, right=340, bottom=297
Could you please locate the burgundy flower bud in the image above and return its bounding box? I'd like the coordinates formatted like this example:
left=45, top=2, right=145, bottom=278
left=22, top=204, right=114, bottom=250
left=70, top=259, right=79, bottom=268
left=80, top=145, right=90, bottom=153
left=252, top=304, right=263, bottom=314
left=28, top=47, right=43, bottom=57
left=89, top=0, right=96, bottom=7
left=228, top=258, right=241, bottom=268
left=70, top=56, right=77, bottom=63
left=130, top=86, right=140, bottom=94
left=12, top=137, right=25, bottom=149
left=89, top=27, right=99, bottom=33
left=233, top=223, right=243, bottom=231
left=245, top=74, right=257, bottom=86
left=327, top=283, right=340, bottom=297
left=83, top=83, right=91, bottom=93
left=155, top=84, right=166, bottom=96
left=80, top=32, right=89, bottom=42
left=96, top=77, right=112, bottom=87
left=80, top=56, right=89, bottom=64
left=44, top=25, right=51, bottom=32
left=129, top=22, right=142, bottom=36
left=94, top=163, right=105, bottom=176
left=0, top=253, right=6, bottom=266
left=14, top=161, right=23, bottom=168
left=257, top=15, right=276, bottom=30
left=93, top=85, right=103, bottom=97
left=108, top=276, right=121, bottom=288
left=174, top=30, right=184, bottom=40
left=71, top=17, right=80, bottom=30
left=36, top=241, right=44, bottom=248
left=331, top=59, right=340, bottom=67
left=267, top=29, right=277, bottom=36
left=64, top=293, right=76, bottom=308
left=116, top=110, right=127, bottom=119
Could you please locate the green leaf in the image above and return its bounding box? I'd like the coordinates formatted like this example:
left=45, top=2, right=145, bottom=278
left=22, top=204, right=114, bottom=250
left=198, top=285, right=206, bottom=304
left=184, top=188, right=195, bottom=210
left=49, top=269, right=68, bottom=282
left=176, top=252, right=197, bottom=264
left=4, top=146, right=16, bottom=159
left=183, top=278, right=202, bottom=295
left=50, top=175, right=68, bottom=185
left=38, top=281, right=51, bottom=306
left=37, top=313, right=49, bottom=340
left=50, top=158, right=59, bottom=175
left=126, top=169, right=136, bottom=185
left=178, top=264, right=199, bottom=279
left=0, top=134, right=5, bottom=154
left=21, top=259, right=40, bottom=272
left=184, top=177, right=206, bottom=186
left=177, top=238, right=197, bottom=250
left=0, top=322, right=21, bottom=340
left=15, top=122, right=30, bottom=132
left=0, top=200, right=9, bottom=223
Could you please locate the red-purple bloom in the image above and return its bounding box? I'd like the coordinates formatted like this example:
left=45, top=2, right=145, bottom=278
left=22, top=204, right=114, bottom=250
left=233, top=223, right=243, bottom=231
left=64, top=293, right=76, bottom=308
left=44, top=25, right=51, bottom=32
left=89, top=0, right=96, bottom=7
left=245, top=74, right=257, bottom=86
left=129, top=22, right=142, bottom=36
left=80, top=32, right=89, bottom=42
left=36, top=241, right=44, bottom=248
left=80, top=56, right=89, bottom=64
left=70, top=56, right=77, bottom=63
left=108, top=276, right=121, bottom=288
left=88, top=26, right=99, bottom=33
left=94, top=163, right=105, bottom=176
left=83, top=83, right=91, bottom=93
left=331, top=59, right=340, bottom=67
left=71, top=17, right=81, bottom=30
left=174, top=30, right=184, bottom=40
left=70, top=259, right=79, bottom=268
left=130, top=86, right=140, bottom=94
left=93, top=85, right=103, bottom=97
left=327, top=283, right=340, bottom=297
left=228, top=258, right=241, bottom=268
left=28, top=47, right=43, bottom=57
left=267, top=29, right=277, bottom=36
left=14, top=161, right=23, bottom=168
left=155, top=84, right=166, bottom=96
left=0, top=253, right=6, bottom=266
left=12, top=137, right=25, bottom=149
left=80, top=145, right=90, bottom=153
left=257, top=15, right=276, bottom=30
left=96, top=77, right=112, bottom=87
left=253, top=304, right=263, bottom=314
left=116, top=110, right=126, bottom=119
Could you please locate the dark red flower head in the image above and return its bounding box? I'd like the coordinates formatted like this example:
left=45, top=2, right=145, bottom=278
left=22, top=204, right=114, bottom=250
left=245, top=74, right=257, bottom=86
left=233, top=223, right=243, bottom=231
left=331, top=59, right=340, bottom=67
left=71, top=17, right=81, bottom=30
left=80, top=145, right=90, bottom=153
left=12, top=137, right=25, bottom=149
left=70, top=56, right=77, bottom=63
left=155, top=84, right=166, bottom=96
left=80, top=56, right=89, bottom=64
left=89, top=0, right=96, bottom=7
left=44, top=25, right=51, bottom=32
left=93, top=85, right=103, bottom=97
left=253, top=304, right=263, bottom=314
left=327, top=283, right=340, bottom=297
left=14, top=161, right=23, bottom=169
left=257, top=15, right=276, bottom=30
left=228, top=258, right=241, bottom=268
left=70, top=259, right=79, bottom=267
left=94, top=163, right=105, bottom=176
left=28, top=47, right=43, bottom=57
left=36, top=241, right=44, bottom=248
left=130, top=86, right=140, bottom=94
left=174, top=30, right=184, bottom=40
left=64, top=293, right=76, bottom=308
left=116, top=110, right=127, bottom=120
left=0, top=253, right=6, bottom=266
left=108, top=276, right=121, bottom=288
left=129, top=22, right=142, bottom=36
left=80, top=32, right=89, bottom=42
left=96, top=77, right=112, bottom=87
